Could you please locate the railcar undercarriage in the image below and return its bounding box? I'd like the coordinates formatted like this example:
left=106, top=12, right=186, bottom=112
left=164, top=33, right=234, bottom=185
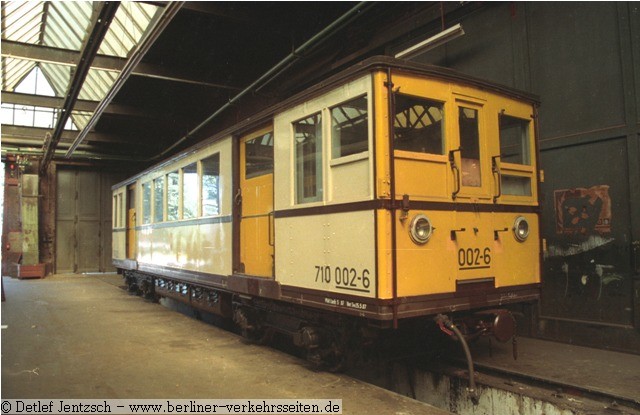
left=121, top=269, right=519, bottom=372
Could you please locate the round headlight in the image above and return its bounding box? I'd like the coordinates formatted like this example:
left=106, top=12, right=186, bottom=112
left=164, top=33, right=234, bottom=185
left=410, top=214, right=433, bottom=244
left=513, top=216, right=529, bottom=242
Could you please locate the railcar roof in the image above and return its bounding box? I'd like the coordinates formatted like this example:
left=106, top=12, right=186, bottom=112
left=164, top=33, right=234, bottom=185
left=112, top=56, right=540, bottom=190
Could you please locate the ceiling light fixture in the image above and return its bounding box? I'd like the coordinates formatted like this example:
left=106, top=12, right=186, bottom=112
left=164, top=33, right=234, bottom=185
left=395, top=23, right=465, bottom=60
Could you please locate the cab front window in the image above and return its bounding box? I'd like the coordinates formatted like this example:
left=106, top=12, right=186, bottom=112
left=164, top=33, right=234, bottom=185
left=499, top=115, right=530, bottom=165
left=499, top=114, right=533, bottom=196
left=394, top=94, right=445, bottom=155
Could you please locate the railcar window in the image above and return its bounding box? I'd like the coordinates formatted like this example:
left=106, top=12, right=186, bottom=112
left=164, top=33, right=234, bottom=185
left=294, top=113, right=323, bottom=203
left=142, top=182, right=151, bottom=224
left=459, top=107, right=482, bottom=187
left=499, top=114, right=532, bottom=196
left=331, top=96, right=368, bottom=158
left=154, top=177, right=164, bottom=222
left=394, top=94, right=444, bottom=155
left=502, top=175, right=532, bottom=196
left=167, top=171, right=179, bottom=221
left=499, top=114, right=531, bottom=165
left=118, top=194, right=124, bottom=227
left=118, top=195, right=122, bottom=227
left=201, top=153, right=220, bottom=216
left=245, top=132, right=274, bottom=178
left=182, top=163, right=198, bottom=219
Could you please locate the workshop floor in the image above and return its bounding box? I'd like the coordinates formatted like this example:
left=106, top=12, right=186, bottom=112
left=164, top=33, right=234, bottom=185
left=1, top=273, right=449, bottom=414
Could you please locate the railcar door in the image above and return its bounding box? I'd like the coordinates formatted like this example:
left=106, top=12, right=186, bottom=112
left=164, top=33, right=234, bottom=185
left=450, top=96, right=492, bottom=202
left=126, top=185, right=136, bottom=259
left=126, top=209, right=136, bottom=258
left=238, top=127, right=274, bottom=277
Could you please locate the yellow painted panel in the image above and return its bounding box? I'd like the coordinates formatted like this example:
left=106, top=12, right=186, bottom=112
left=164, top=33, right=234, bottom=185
left=392, top=74, right=453, bottom=102
left=394, top=154, right=449, bottom=201
left=376, top=209, right=393, bottom=299
left=127, top=208, right=136, bottom=259
left=395, top=210, right=456, bottom=297
left=241, top=174, right=273, bottom=216
left=451, top=211, right=498, bottom=282
left=489, top=213, right=540, bottom=287
left=373, top=71, right=391, bottom=199
left=240, top=215, right=273, bottom=276
left=394, top=210, right=540, bottom=297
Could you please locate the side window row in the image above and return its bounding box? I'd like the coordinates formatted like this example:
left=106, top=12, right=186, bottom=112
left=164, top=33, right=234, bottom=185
left=141, top=153, right=220, bottom=225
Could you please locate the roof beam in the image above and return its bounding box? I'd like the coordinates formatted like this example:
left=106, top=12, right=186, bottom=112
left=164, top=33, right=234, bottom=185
left=2, top=125, right=134, bottom=145
left=41, top=1, right=121, bottom=174
left=4, top=137, right=105, bottom=151
left=145, top=1, right=260, bottom=24
left=65, top=1, right=185, bottom=158
left=1, top=91, right=152, bottom=118
left=1, top=40, right=241, bottom=90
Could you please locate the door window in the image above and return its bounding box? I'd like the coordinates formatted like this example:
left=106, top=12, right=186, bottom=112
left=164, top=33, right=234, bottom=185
left=245, top=131, right=273, bottom=178
left=459, top=107, right=481, bottom=187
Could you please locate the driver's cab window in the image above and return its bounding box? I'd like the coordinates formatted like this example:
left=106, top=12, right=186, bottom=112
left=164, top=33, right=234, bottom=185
left=394, top=94, right=445, bottom=155
left=499, top=115, right=530, bottom=165
left=498, top=114, right=533, bottom=196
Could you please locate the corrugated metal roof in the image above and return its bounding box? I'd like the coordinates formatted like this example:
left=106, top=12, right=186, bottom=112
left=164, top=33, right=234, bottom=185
left=1, top=1, right=160, bottom=131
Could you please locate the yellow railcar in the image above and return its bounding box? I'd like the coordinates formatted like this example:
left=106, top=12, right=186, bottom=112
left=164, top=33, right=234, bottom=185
left=112, top=57, right=541, bottom=368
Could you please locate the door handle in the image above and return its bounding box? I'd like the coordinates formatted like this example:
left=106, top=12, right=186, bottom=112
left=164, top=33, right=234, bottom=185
left=449, top=147, right=462, bottom=199
left=268, top=211, right=275, bottom=247
left=492, top=155, right=502, bottom=203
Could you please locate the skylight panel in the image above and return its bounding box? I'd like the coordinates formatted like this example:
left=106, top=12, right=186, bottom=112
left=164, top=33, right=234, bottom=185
left=2, top=1, right=44, bottom=44
left=13, top=66, right=56, bottom=96
left=2, top=58, right=36, bottom=91
left=99, top=1, right=160, bottom=58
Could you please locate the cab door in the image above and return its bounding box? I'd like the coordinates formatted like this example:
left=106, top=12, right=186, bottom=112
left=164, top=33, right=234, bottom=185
left=239, top=127, right=274, bottom=277
left=450, top=96, right=493, bottom=202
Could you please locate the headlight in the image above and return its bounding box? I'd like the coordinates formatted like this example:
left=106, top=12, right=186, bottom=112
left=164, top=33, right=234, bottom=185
left=513, top=216, right=529, bottom=242
left=409, top=214, right=433, bottom=244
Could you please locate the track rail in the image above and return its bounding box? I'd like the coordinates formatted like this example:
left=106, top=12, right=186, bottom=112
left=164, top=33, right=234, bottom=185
left=444, top=355, right=640, bottom=411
